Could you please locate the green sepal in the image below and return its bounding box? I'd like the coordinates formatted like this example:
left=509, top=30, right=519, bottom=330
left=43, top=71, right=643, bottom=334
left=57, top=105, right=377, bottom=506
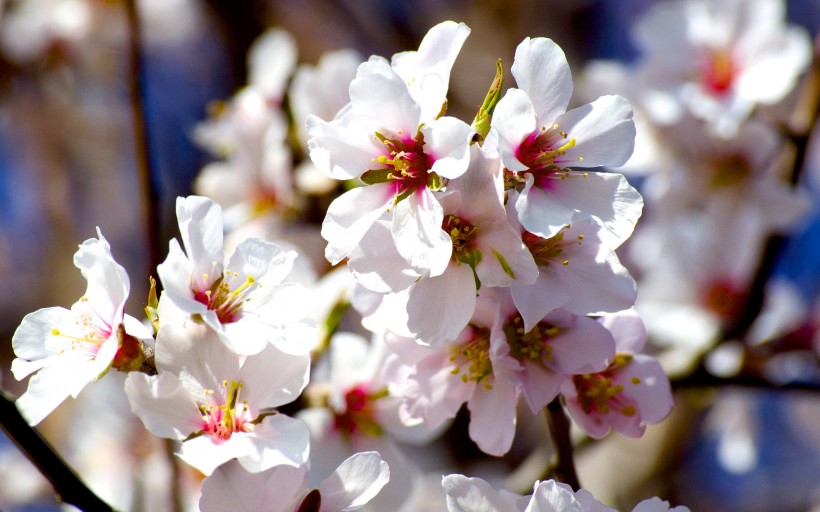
left=472, top=59, right=505, bottom=144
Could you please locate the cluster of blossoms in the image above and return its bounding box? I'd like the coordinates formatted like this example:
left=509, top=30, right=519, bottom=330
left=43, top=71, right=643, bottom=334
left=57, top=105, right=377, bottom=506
left=578, top=0, right=814, bottom=371
left=31, top=4, right=820, bottom=509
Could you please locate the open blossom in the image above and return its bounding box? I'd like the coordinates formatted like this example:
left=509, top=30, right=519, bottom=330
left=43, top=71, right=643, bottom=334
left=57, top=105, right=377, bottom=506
left=442, top=475, right=689, bottom=512
left=349, top=144, right=538, bottom=345
left=125, top=322, right=310, bottom=475
left=491, top=37, right=640, bottom=248
left=307, top=20, right=474, bottom=276
left=633, top=0, right=812, bottom=136
left=506, top=191, right=637, bottom=331
left=385, top=297, right=520, bottom=456
left=157, top=195, right=316, bottom=355
left=11, top=229, right=150, bottom=425
left=560, top=310, right=673, bottom=439
left=199, top=452, right=389, bottom=512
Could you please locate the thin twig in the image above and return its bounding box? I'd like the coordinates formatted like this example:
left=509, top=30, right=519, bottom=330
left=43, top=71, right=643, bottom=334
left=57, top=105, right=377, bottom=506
left=0, top=391, right=116, bottom=511
left=125, top=0, right=161, bottom=278
left=545, top=398, right=580, bottom=490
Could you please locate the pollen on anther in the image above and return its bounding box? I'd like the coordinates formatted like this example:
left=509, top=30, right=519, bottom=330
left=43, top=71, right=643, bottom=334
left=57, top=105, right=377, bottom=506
left=631, top=377, right=641, bottom=384
left=562, top=260, right=569, bottom=266
left=51, top=329, right=60, bottom=335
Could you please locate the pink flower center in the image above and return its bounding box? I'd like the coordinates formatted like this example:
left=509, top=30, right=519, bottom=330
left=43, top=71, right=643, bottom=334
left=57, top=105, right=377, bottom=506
left=193, top=271, right=257, bottom=324
left=701, top=49, right=737, bottom=95
left=333, top=385, right=388, bottom=439
left=361, top=130, right=442, bottom=202
left=449, top=325, right=493, bottom=387
left=503, top=314, right=562, bottom=363
left=572, top=354, right=637, bottom=417
left=199, top=380, right=255, bottom=443
left=50, top=300, right=114, bottom=357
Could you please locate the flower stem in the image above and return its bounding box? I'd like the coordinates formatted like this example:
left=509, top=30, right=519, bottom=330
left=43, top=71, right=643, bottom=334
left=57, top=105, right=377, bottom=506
left=545, top=397, right=580, bottom=491
left=0, top=390, right=115, bottom=511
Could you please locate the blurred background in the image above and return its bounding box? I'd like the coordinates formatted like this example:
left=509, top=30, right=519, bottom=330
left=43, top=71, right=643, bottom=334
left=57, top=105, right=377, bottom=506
left=0, top=0, right=819, bottom=510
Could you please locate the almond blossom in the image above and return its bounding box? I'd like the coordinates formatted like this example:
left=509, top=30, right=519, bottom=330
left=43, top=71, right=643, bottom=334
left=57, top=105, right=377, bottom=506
left=348, top=144, right=538, bottom=345
left=491, top=37, right=640, bottom=248
left=441, top=475, right=690, bottom=512
left=306, top=20, right=475, bottom=276
left=157, top=195, right=316, bottom=355
left=199, top=452, right=389, bottom=512
left=11, top=229, right=150, bottom=425
left=632, top=0, right=812, bottom=137
left=560, top=310, right=673, bottom=439
left=124, top=321, right=310, bottom=475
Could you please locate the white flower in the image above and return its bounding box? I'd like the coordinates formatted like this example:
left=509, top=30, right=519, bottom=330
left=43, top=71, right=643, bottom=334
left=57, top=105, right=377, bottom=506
left=199, top=452, right=389, bottom=512
left=307, top=21, right=475, bottom=275
left=125, top=322, right=310, bottom=475
left=491, top=37, right=641, bottom=248
left=157, top=195, right=316, bottom=355
left=11, top=229, right=148, bottom=425
left=633, top=0, right=812, bottom=136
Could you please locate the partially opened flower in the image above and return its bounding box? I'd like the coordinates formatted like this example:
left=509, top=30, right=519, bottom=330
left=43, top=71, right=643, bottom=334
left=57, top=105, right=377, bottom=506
left=199, top=452, right=389, bottom=512
left=157, top=195, right=316, bottom=355
left=11, top=229, right=149, bottom=425
left=491, top=37, right=640, bottom=248
left=125, top=322, right=310, bottom=475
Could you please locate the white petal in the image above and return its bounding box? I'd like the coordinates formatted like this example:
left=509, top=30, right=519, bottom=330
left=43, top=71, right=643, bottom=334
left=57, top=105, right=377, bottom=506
left=124, top=372, right=203, bottom=439
left=318, top=452, right=390, bottom=511
left=406, top=263, right=476, bottom=346
left=199, top=459, right=306, bottom=512
left=321, top=184, right=392, bottom=265
left=348, top=220, right=419, bottom=293
left=422, top=117, right=475, bottom=179
left=442, top=474, right=518, bottom=512
left=239, top=344, right=310, bottom=409
left=467, top=381, right=517, bottom=456
left=555, top=95, right=635, bottom=169
left=492, top=89, right=537, bottom=172
left=511, top=37, right=573, bottom=124
left=392, top=188, right=452, bottom=278
left=306, top=111, right=380, bottom=180
left=176, top=196, right=225, bottom=291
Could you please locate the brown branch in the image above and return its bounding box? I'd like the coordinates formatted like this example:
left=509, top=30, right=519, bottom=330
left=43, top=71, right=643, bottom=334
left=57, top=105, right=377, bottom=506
left=545, top=398, right=580, bottom=490
left=0, top=391, right=116, bottom=511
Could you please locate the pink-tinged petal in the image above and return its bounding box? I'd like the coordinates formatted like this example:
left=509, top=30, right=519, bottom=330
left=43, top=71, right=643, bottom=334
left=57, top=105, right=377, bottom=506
left=124, top=372, right=203, bottom=439
left=573, top=488, right=617, bottom=512
left=599, top=309, right=647, bottom=354
left=511, top=272, right=568, bottom=332
left=200, top=459, right=307, bottom=512
left=554, top=252, right=637, bottom=316
left=554, top=95, right=635, bottom=169
left=392, top=188, right=452, bottom=278
left=541, top=171, right=642, bottom=248
left=618, top=355, right=673, bottom=424
left=348, top=220, right=419, bottom=293
left=176, top=196, right=225, bottom=291
left=407, top=262, right=476, bottom=345
left=306, top=111, right=380, bottom=180
left=446, top=144, right=505, bottom=222
left=546, top=315, right=616, bottom=374
left=179, top=433, right=255, bottom=476
left=442, top=474, right=518, bottom=512
left=399, top=352, right=474, bottom=429
left=391, top=21, right=470, bottom=121
left=467, top=380, right=517, bottom=456
left=516, top=174, right=574, bottom=239
left=318, top=452, right=390, bottom=511
left=476, top=220, right=538, bottom=288
left=349, top=56, right=421, bottom=132
left=321, top=184, right=392, bottom=265
left=422, top=116, right=475, bottom=179
left=526, top=480, right=584, bottom=512
left=511, top=37, right=573, bottom=125
left=239, top=344, right=310, bottom=410
left=517, top=359, right=565, bottom=414
left=492, top=89, right=538, bottom=172
left=560, top=383, right=611, bottom=439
